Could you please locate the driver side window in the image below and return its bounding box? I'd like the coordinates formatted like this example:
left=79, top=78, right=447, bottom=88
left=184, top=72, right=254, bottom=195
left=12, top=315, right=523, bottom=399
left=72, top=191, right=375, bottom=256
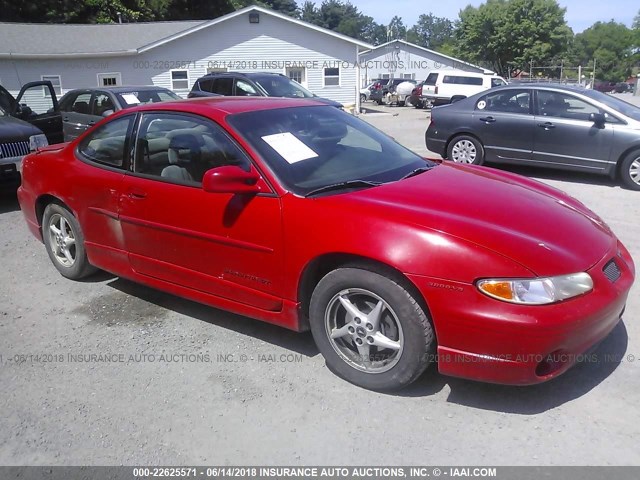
left=133, top=113, right=251, bottom=186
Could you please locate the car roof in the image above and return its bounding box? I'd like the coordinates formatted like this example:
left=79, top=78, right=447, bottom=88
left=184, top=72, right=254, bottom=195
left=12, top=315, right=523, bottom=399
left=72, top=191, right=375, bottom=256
left=198, top=71, right=285, bottom=79
left=122, top=96, right=330, bottom=116
left=62, top=85, right=173, bottom=94
left=498, top=83, right=586, bottom=93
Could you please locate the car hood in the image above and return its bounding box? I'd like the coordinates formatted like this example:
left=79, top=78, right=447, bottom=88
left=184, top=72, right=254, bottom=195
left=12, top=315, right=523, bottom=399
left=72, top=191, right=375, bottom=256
left=344, top=163, right=616, bottom=277
left=0, top=115, right=42, bottom=142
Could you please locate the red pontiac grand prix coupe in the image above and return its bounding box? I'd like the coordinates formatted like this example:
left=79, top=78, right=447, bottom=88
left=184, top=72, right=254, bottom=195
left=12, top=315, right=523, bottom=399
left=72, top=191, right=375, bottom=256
left=18, top=97, right=635, bottom=391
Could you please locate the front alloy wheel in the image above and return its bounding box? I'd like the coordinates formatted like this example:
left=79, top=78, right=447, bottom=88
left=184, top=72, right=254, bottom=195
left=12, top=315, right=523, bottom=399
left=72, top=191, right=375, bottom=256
left=324, top=288, right=404, bottom=373
left=310, top=267, right=435, bottom=391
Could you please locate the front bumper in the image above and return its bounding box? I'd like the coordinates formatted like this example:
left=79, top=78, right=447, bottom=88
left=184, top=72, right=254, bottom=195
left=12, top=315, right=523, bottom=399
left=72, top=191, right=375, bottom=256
left=407, top=241, right=635, bottom=385
left=0, top=156, right=22, bottom=190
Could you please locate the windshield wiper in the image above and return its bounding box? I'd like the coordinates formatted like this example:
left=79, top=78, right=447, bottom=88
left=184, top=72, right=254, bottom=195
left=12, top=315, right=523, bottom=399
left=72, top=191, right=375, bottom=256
left=400, top=165, right=437, bottom=180
left=305, top=180, right=382, bottom=197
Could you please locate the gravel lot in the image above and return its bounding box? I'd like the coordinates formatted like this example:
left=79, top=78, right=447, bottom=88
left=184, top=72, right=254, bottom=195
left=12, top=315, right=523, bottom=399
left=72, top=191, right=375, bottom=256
left=1, top=94, right=639, bottom=466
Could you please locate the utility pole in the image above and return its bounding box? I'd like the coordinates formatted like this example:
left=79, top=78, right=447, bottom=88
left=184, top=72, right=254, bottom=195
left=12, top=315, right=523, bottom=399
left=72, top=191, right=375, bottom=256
left=591, top=58, right=596, bottom=89
left=529, top=59, right=533, bottom=79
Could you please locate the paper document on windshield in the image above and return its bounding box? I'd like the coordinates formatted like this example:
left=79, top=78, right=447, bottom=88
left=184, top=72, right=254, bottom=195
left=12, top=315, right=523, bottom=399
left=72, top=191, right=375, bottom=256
left=121, top=94, right=140, bottom=105
left=261, top=132, right=318, bottom=164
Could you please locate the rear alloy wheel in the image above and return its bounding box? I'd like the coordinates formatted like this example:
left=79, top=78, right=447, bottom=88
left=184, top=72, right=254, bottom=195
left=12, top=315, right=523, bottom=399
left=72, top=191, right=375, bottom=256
left=310, top=267, right=434, bottom=391
left=360, top=93, right=366, bottom=103
left=620, top=150, right=640, bottom=191
left=447, top=135, right=484, bottom=165
left=404, top=96, right=412, bottom=107
left=43, top=203, right=96, bottom=279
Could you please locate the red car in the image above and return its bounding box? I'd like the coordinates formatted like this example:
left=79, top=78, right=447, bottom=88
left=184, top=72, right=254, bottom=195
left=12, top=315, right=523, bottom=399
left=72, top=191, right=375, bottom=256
left=18, top=97, right=635, bottom=391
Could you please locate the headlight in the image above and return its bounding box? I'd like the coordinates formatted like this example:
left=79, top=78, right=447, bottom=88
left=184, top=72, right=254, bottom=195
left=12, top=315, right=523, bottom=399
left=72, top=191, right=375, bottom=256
left=29, top=134, right=48, bottom=152
left=476, top=272, right=593, bottom=305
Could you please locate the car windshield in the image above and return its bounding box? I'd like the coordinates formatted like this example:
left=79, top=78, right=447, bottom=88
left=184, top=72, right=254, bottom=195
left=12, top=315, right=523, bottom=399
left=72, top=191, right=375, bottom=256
left=115, top=89, right=181, bottom=108
left=253, top=76, right=315, bottom=98
left=228, top=105, right=435, bottom=196
left=580, top=89, right=640, bottom=121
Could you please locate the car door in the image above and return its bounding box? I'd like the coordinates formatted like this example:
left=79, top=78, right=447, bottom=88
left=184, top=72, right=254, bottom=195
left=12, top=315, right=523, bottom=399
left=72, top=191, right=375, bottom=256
left=119, top=111, right=284, bottom=311
left=532, top=89, right=613, bottom=173
left=471, top=88, right=535, bottom=163
left=60, top=90, right=95, bottom=141
left=71, top=114, right=134, bottom=269
left=13, top=81, right=64, bottom=144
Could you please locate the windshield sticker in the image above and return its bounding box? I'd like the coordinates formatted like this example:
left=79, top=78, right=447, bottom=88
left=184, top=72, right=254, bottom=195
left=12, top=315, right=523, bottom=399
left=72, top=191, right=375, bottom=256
left=477, top=100, right=486, bottom=110
left=261, top=132, right=318, bottom=164
left=121, top=94, right=140, bottom=105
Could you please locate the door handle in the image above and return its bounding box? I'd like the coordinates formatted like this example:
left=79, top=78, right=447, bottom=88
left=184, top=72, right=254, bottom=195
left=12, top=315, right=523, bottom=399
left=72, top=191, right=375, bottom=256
left=537, top=122, right=555, bottom=129
left=479, top=116, right=496, bottom=123
left=127, top=190, right=147, bottom=199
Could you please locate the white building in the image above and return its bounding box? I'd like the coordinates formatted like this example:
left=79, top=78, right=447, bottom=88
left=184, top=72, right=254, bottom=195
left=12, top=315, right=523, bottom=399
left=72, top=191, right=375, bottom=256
left=359, top=39, right=494, bottom=86
left=0, top=6, right=372, bottom=109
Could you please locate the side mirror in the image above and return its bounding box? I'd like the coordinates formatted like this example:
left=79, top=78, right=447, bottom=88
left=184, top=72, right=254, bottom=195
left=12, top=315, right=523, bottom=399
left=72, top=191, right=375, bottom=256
left=16, top=104, right=33, bottom=118
left=102, top=109, right=114, bottom=117
left=589, top=112, right=606, bottom=127
left=202, top=166, right=261, bottom=194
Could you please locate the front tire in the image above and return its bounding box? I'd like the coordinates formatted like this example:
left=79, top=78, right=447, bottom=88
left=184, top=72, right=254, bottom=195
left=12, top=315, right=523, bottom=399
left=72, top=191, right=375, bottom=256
left=43, top=203, right=96, bottom=280
left=619, top=150, right=640, bottom=190
left=360, top=93, right=367, bottom=103
left=447, top=135, right=485, bottom=165
left=309, top=268, right=435, bottom=391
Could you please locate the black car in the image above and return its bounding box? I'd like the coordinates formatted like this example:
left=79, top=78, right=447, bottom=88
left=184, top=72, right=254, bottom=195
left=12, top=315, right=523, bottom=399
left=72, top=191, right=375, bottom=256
left=188, top=72, right=343, bottom=108
left=369, top=78, right=416, bottom=105
left=58, top=86, right=181, bottom=141
left=425, top=84, right=640, bottom=190
left=0, top=81, right=63, bottom=190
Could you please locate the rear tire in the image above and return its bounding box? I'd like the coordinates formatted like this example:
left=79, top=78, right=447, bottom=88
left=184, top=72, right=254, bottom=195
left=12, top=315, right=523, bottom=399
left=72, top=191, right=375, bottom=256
left=42, top=203, right=97, bottom=280
left=309, top=267, right=435, bottom=391
left=619, top=150, right=640, bottom=190
left=447, top=135, right=485, bottom=165
left=360, top=93, right=366, bottom=103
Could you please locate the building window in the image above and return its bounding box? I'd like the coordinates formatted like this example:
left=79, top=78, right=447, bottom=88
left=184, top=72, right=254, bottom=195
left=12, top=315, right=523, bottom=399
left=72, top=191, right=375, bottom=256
left=323, top=67, right=339, bottom=87
left=381, top=73, right=390, bottom=79
left=97, top=72, right=122, bottom=87
left=41, top=75, right=62, bottom=96
left=286, top=67, right=305, bottom=86
left=402, top=73, right=415, bottom=80
left=206, top=67, right=228, bottom=74
left=171, top=70, right=189, bottom=90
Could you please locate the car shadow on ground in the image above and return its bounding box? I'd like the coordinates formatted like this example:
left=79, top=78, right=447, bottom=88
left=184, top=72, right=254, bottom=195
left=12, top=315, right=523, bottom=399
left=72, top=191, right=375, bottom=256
left=104, top=276, right=627, bottom=412
left=0, top=191, right=20, bottom=214
left=400, top=320, right=629, bottom=413
left=493, top=163, right=620, bottom=188
left=106, top=277, right=319, bottom=357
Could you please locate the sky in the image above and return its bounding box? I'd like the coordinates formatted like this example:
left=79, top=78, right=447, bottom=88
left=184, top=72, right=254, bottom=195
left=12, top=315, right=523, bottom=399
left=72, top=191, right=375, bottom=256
left=331, top=0, right=637, bottom=33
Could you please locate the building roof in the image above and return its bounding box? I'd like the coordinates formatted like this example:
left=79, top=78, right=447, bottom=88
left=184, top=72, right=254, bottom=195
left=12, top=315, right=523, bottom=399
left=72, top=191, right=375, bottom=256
left=0, top=6, right=373, bottom=59
left=359, top=39, right=495, bottom=75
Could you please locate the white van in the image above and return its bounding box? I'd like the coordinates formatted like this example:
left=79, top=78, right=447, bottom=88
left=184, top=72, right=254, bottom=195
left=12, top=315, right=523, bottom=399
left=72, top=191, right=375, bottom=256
left=416, top=70, right=507, bottom=106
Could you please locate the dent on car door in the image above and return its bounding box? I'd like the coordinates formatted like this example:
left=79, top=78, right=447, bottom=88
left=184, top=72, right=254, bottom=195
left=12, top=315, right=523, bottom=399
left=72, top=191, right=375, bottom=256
left=532, top=90, right=614, bottom=173
left=471, top=89, right=535, bottom=163
left=15, top=81, right=64, bottom=144
left=119, top=112, right=284, bottom=311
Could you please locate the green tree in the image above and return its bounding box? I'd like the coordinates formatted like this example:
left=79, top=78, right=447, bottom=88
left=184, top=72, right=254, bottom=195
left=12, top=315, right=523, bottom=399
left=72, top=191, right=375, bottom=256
left=455, top=0, right=572, bottom=77
left=387, top=16, right=406, bottom=41
left=572, top=21, right=634, bottom=81
left=406, top=13, right=454, bottom=49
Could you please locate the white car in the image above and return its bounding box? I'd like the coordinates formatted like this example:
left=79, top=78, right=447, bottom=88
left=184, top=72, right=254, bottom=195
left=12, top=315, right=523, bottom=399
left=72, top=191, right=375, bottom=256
left=417, top=70, right=507, bottom=106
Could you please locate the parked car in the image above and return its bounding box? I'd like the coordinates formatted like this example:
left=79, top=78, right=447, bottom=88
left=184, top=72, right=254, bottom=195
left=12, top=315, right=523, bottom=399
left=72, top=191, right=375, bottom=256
left=18, top=97, right=634, bottom=391
left=0, top=81, right=63, bottom=190
left=425, top=84, right=640, bottom=190
left=58, top=86, right=181, bottom=141
left=370, top=78, right=416, bottom=105
left=188, top=72, right=342, bottom=108
left=360, top=82, right=378, bottom=103
left=415, top=70, right=507, bottom=107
